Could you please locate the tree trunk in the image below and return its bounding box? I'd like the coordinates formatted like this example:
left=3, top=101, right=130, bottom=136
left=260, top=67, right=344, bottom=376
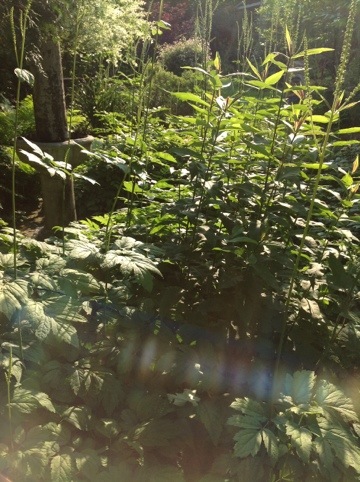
left=32, top=38, right=68, bottom=142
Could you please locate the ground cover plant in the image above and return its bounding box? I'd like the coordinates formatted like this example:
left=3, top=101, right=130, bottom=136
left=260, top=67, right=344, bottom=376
left=0, top=0, right=360, bottom=481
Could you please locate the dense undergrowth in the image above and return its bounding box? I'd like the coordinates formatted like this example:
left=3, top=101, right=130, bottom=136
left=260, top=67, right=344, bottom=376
left=1, top=6, right=360, bottom=482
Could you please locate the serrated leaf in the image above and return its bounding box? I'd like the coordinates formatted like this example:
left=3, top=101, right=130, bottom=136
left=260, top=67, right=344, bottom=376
left=315, top=380, right=358, bottom=422
left=10, top=387, right=55, bottom=414
left=262, top=428, right=279, bottom=463
left=314, top=436, right=334, bottom=471
left=233, top=428, right=262, bottom=457
left=286, top=370, right=316, bottom=405
left=51, top=453, right=74, bottom=482
left=44, top=296, right=86, bottom=324
left=52, top=319, right=79, bottom=347
left=30, top=272, right=59, bottom=291
left=36, top=255, right=66, bottom=273
left=285, top=421, right=312, bottom=463
left=230, top=397, right=266, bottom=419
left=0, top=279, right=28, bottom=320
left=328, top=254, right=354, bottom=290
left=102, top=250, right=161, bottom=286
left=318, top=419, right=360, bottom=471
left=61, top=269, right=104, bottom=296
left=21, top=301, right=52, bottom=340
left=66, top=239, right=100, bottom=260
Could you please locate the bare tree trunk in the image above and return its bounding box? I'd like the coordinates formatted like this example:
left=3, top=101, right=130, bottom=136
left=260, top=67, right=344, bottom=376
left=32, top=38, right=68, bottom=142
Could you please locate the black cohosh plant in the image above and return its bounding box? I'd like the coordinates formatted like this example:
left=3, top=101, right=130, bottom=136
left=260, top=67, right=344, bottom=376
left=1, top=2, right=360, bottom=481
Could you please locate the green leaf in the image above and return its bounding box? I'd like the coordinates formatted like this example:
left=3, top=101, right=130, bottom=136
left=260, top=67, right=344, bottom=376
left=265, top=70, right=284, bottom=86
left=310, top=115, right=331, bottom=124
left=314, top=436, right=334, bottom=472
left=51, top=453, right=74, bottom=482
left=246, top=58, right=262, bottom=80
left=233, top=428, right=262, bottom=458
left=10, top=387, right=55, bottom=414
left=0, top=279, right=28, bottom=320
left=102, top=250, right=161, bottom=286
left=230, top=397, right=267, bottom=419
left=262, top=428, right=279, bottom=464
left=172, top=92, right=210, bottom=107
left=21, top=301, right=52, bottom=340
left=36, top=255, right=66, bottom=273
left=285, top=26, right=292, bottom=53
left=336, top=127, right=360, bottom=134
left=66, top=239, right=100, bottom=260
left=286, top=370, right=316, bottom=405
left=352, top=155, right=359, bottom=174
left=292, top=48, right=334, bottom=59
left=318, top=418, right=360, bottom=472
left=315, top=380, right=359, bottom=422
left=247, top=79, right=278, bottom=91
left=61, top=269, right=104, bottom=296
left=285, top=421, right=312, bottom=463
left=44, top=296, right=86, bottom=325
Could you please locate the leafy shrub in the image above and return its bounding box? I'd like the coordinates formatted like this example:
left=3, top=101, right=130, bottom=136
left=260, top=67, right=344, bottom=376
left=149, top=65, right=205, bottom=115
left=158, top=37, right=209, bottom=76
left=0, top=95, right=35, bottom=145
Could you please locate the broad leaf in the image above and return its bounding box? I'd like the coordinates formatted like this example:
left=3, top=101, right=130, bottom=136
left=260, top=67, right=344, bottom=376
left=315, top=380, right=359, bottom=422
left=317, top=419, right=360, bottom=472
left=51, top=453, right=74, bottom=482
left=285, top=421, right=313, bottom=463
left=233, top=428, right=262, bottom=458
left=0, top=279, right=28, bottom=320
left=10, top=387, right=55, bottom=414
left=261, top=428, right=279, bottom=464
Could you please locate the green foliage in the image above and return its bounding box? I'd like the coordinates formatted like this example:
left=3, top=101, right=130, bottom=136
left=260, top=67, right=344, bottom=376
left=1, top=7, right=360, bottom=482
left=158, top=37, right=209, bottom=76
left=0, top=95, right=35, bottom=145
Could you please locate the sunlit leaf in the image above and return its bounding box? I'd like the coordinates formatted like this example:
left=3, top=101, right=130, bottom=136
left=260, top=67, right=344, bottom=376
left=265, top=70, right=284, bottom=86
left=172, top=92, right=210, bottom=107
left=292, top=48, right=334, bottom=59
left=51, top=453, right=74, bottom=482
left=14, top=68, right=34, bottom=86
left=286, top=421, right=312, bottom=463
